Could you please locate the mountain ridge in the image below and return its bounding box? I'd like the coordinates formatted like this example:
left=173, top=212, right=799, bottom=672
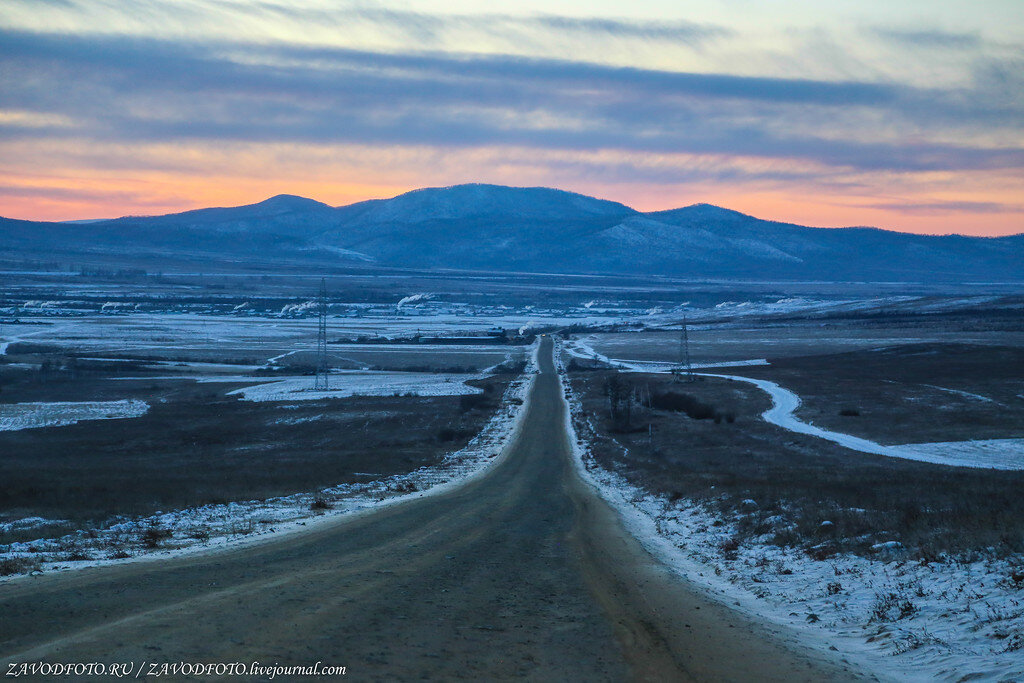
left=1, top=184, right=1020, bottom=282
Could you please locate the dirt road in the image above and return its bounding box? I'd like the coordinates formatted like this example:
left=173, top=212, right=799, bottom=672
left=0, top=339, right=863, bottom=681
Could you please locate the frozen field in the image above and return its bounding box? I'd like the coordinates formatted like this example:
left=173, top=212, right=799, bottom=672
left=226, top=372, right=483, bottom=401
left=582, top=325, right=1024, bottom=364
left=0, top=399, right=148, bottom=431
left=0, top=311, right=604, bottom=356
left=1, top=316, right=526, bottom=373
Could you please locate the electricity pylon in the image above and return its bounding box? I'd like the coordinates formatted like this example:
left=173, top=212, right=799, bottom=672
left=673, top=316, right=694, bottom=382
left=314, top=277, right=329, bottom=391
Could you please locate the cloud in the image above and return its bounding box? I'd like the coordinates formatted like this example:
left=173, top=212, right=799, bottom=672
left=870, top=27, right=983, bottom=50
left=0, top=182, right=191, bottom=206
left=862, top=200, right=1022, bottom=215
left=0, top=21, right=1021, bottom=214
left=2, top=28, right=1021, bottom=177
left=0, top=1, right=731, bottom=55
left=525, top=15, right=729, bottom=43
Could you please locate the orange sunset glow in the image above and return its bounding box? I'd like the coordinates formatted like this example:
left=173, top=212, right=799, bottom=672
left=0, top=1, right=1021, bottom=236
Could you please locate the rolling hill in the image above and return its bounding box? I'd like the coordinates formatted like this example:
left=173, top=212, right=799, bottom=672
left=1, top=184, right=1020, bottom=282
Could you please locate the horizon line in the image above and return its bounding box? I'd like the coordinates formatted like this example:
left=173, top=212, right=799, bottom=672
left=3, top=183, right=1021, bottom=239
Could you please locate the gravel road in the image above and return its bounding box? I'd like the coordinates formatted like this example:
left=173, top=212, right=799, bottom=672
left=0, top=338, right=863, bottom=681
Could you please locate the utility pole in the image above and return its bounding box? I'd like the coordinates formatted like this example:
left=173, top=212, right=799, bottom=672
left=673, top=316, right=694, bottom=382
left=314, top=277, right=329, bottom=391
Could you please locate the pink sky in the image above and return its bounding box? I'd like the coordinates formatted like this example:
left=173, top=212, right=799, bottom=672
left=0, top=2, right=1021, bottom=237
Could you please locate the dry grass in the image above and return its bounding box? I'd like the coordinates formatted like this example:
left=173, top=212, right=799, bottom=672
left=570, top=364, right=1024, bottom=560
left=0, top=369, right=512, bottom=545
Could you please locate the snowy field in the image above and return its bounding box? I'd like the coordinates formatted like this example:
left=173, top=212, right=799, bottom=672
left=0, top=399, right=149, bottom=431
left=226, top=372, right=483, bottom=401
left=580, top=325, right=1024, bottom=364
left=563, top=336, right=768, bottom=371
left=0, top=311, right=611, bottom=358
left=558, top=348, right=1024, bottom=682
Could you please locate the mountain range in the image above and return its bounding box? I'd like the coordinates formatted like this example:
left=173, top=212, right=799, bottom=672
left=2, top=184, right=1021, bottom=282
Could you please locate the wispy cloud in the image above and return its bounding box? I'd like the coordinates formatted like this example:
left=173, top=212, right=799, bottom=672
left=0, top=1, right=1020, bottom=234
left=870, top=27, right=983, bottom=50
left=863, top=200, right=1022, bottom=215
left=1, top=29, right=1020, bottom=176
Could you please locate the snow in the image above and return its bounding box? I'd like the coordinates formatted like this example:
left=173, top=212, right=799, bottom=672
left=923, top=384, right=1000, bottom=405
left=226, top=372, right=483, bottom=401
left=700, top=373, right=1024, bottom=470
left=0, top=517, right=68, bottom=534
left=0, top=399, right=149, bottom=431
left=266, top=349, right=300, bottom=364
left=0, top=342, right=539, bottom=581
left=557, top=343, right=1024, bottom=683
left=0, top=312, right=625, bottom=359
left=562, top=336, right=768, bottom=372
left=897, top=439, right=1024, bottom=469
left=103, top=368, right=492, bottom=401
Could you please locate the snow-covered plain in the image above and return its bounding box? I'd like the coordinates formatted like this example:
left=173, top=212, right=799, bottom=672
left=562, top=336, right=768, bottom=372
left=0, top=344, right=539, bottom=580
left=226, top=372, right=483, bottom=401
left=558, top=346, right=1024, bottom=683
left=0, top=399, right=149, bottom=431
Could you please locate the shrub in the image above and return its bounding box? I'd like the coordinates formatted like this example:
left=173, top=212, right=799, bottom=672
left=650, top=391, right=719, bottom=421
left=567, top=359, right=606, bottom=372
left=494, top=360, right=528, bottom=374
left=0, top=556, right=40, bottom=576
left=141, top=525, right=172, bottom=549
left=437, top=426, right=474, bottom=442
left=310, top=497, right=333, bottom=511
left=870, top=591, right=917, bottom=622
left=719, top=536, right=741, bottom=560
left=459, top=393, right=492, bottom=413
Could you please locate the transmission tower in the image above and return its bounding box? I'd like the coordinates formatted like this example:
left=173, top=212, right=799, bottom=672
left=314, top=277, right=329, bottom=391
left=673, top=316, right=694, bottom=382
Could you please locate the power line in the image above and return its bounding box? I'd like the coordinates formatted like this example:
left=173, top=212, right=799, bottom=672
left=314, top=277, right=329, bottom=391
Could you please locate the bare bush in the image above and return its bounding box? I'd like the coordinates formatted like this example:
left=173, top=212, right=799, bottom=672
left=0, top=556, right=41, bottom=576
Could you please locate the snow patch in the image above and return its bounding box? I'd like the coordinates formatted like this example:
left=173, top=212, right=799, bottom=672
left=0, top=399, right=149, bottom=431
left=227, top=372, right=483, bottom=401
left=563, top=336, right=768, bottom=373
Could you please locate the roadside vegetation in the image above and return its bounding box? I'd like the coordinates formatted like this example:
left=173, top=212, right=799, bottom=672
left=0, top=353, right=515, bottom=547
left=568, top=366, right=1024, bottom=560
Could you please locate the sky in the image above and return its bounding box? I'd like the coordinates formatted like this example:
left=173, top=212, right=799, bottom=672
left=0, top=0, right=1021, bottom=235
